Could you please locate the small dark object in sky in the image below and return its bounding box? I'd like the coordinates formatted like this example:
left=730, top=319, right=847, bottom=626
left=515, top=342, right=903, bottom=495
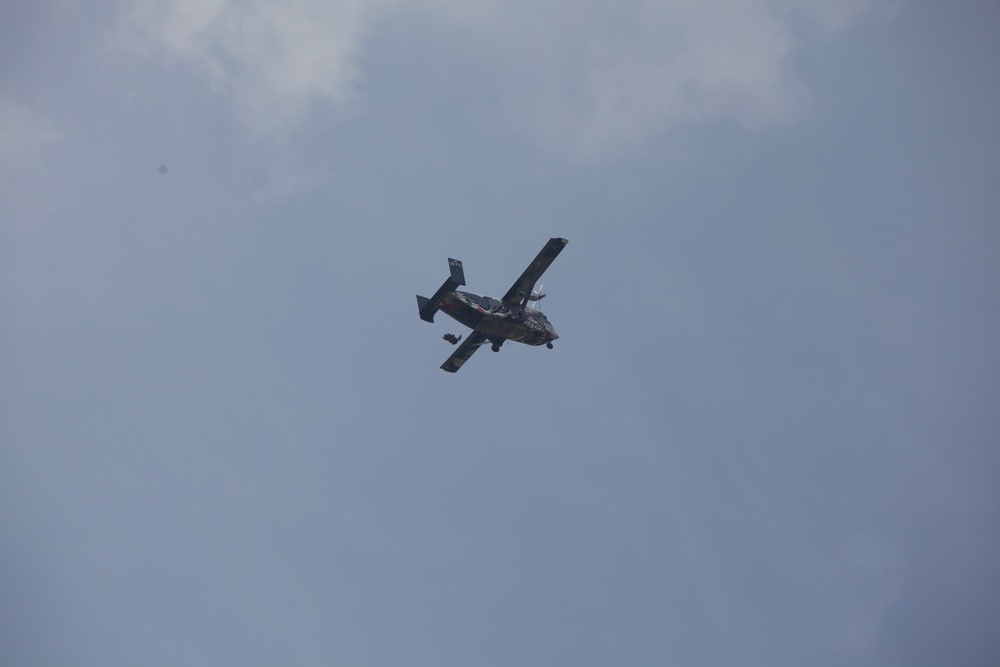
left=442, top=333, right=462, bottom=345
left=158, top=164, right=167, bottom=174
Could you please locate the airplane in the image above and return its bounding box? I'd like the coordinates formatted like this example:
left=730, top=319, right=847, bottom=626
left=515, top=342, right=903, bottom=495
left=417, top=237, right=568, bottom=372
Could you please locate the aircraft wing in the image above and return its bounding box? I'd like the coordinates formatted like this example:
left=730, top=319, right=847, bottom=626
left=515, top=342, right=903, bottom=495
left=440, top=330, right=488, bottom=373
left=501, top=237, right=569, bottom=307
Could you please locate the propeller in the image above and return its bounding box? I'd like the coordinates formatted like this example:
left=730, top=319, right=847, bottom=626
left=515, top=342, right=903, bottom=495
left=527, top=283, right=546, bottom=305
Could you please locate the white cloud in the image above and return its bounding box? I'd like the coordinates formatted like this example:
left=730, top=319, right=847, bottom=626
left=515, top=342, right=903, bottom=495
left=114, top=0, right=899, bottom=157
left=449, top=1, right=808, bottom=159
left=433, top=0, right=902, bottom=159
left=0, top=96, right=58, bottom=169
left=115, top=0, right=397, bottom=133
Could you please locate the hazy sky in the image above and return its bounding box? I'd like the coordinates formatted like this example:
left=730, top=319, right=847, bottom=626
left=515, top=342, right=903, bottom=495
left=2, top=1, right=998, bottom=665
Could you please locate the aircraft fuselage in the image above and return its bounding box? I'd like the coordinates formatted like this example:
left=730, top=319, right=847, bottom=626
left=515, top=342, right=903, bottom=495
left=439, top=291, right=557, bottom=346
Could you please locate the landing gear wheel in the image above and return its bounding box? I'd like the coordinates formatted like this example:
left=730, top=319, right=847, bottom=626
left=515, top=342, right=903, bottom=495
left=546, top=342, right=554, bottom=349
left=491, top=344, right=501, bottom=352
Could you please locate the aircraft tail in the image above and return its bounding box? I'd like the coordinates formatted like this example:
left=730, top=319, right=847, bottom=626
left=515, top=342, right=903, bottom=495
left=417, top=258, right=465, bottom=322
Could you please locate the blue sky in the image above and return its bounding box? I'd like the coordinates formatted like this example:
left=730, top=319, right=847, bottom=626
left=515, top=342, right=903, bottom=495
left=2, top=1, right=998, bottom=665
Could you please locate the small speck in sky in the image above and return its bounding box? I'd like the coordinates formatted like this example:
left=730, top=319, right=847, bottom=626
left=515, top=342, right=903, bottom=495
left=158, top=164, right=167, bottom=173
